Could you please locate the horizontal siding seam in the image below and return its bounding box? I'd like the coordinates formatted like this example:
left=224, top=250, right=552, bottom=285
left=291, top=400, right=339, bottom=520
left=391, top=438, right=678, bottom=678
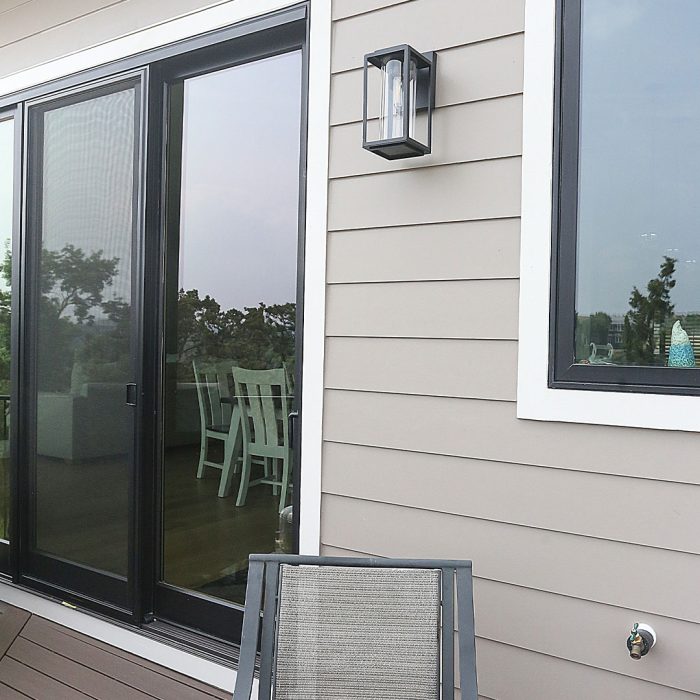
left=329, top=152, right=524, bottom=182
left=324, top=333, right=519, bottom=341
left=0, top=0, right=128, bottom=51
left=328, top=154, right=522, bottom=183
left=320, top=536, right=700, bottom=626
left=331, top=91, right=525, bottom=128
left=332, top=0, right=416, bottom=23
left=327, top=215, right=521, bottom=233
left=321, top=438, right=700, bottom=487
left=474, top=635, right=700, bottom=697
left=0, top=1, right=33, bottom=20
left=330, top=31, right=526, bottom=76
left=323, top=385, right=516, bottom=403
left=324, top=337, right=519, bottom=344
left=326, top=276, right=520, bottom=285
left=328, top=214, right=522, bottom=233
left=320, top=491, right=700, bottom=557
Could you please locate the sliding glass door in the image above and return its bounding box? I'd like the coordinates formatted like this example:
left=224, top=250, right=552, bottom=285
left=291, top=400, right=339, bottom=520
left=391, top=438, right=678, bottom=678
left=21, top=75, right=144, bottom=611
left=156, top=45, right=304, bottom=640
left=0, top=6, right=307, bottom=645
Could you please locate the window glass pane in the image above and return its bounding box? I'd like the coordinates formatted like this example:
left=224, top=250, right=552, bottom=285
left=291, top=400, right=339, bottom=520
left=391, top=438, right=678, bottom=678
left=0, top=118, right=12, bottom=541
left=575, top=0, right=700, bottom=368
left=162, top=51, right=302, bottom=605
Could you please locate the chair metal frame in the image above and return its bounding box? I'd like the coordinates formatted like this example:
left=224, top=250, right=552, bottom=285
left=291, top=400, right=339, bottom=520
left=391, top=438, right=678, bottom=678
left=233, top=554, right=478, bottom=700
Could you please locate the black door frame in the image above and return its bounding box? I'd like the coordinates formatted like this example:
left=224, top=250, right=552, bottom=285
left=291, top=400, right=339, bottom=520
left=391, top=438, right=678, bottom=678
left=0, top=105, right=23, bottom=577
left=0, top=3, right=308, bottom=645
left=17, top=70, right=147, bottom=618
left=149, top=14, right=309, bottom=644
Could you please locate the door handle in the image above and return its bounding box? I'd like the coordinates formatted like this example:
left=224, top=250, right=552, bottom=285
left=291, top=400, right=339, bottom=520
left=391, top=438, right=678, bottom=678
left=288, top=411, right=298, bottom=451
left=125, top=383, right=138, bottom=406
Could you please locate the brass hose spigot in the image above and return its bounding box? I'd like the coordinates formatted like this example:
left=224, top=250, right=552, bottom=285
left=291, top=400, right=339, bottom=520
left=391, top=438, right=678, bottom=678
left=627, top=622, right=657, bottom=660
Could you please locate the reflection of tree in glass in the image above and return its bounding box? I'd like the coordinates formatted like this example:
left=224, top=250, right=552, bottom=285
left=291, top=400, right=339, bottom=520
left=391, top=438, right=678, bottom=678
left=623, top=256, right=676, bottom=365
left=0, top=243, right=11, bottom=394
left=176, top=289, right=295, bottom=385
left=31, top=245, right=126, bottom=392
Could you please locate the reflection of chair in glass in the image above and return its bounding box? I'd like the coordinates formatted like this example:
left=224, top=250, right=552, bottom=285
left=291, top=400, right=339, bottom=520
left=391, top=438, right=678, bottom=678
left=193, top=359, right=242, bottom=498
left=589, top=342, right=614, bottom=364
left=232, top=367, right=291, bottom=512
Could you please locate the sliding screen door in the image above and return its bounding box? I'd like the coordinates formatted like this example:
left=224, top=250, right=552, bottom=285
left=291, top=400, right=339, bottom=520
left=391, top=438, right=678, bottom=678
left=22, top=76, right=143, bottom=610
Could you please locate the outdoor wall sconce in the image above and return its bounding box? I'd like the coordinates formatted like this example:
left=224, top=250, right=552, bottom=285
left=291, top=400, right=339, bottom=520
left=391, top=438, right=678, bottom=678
left=362, top=45, right=437, bottom=160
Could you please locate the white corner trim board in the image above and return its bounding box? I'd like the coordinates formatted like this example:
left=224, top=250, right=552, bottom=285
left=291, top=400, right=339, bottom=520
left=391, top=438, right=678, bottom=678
left=518, top=0, right=700, bottom=432
left=0, top=0, right=327, bottom=551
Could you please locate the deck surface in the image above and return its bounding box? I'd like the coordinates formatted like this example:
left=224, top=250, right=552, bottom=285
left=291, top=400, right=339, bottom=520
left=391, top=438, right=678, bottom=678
left=0, top=602, right=230, bottom=699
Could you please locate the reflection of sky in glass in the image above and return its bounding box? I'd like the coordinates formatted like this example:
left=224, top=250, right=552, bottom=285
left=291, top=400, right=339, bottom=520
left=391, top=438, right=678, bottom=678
left=41, top=89, right=136, bottom=308
left=577, top=0, right=700, bottom=315
left=0, top=119, right=12, bottom=293
left=178, top=51, right=302, bottom=311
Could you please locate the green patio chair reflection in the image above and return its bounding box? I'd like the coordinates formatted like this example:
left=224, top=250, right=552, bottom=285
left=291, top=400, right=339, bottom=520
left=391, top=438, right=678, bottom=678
left=193, top=358, right=242, bottom=498
left=232, top=367, right=292, bottom=513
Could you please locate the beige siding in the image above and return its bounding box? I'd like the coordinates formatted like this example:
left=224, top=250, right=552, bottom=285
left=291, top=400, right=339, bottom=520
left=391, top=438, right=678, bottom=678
left=325, top=338, right=518, bottom=400
left=0, top=0, right=232, bottom=77
left=321, top=496, right=700, bottom=624
left=326, top=0, right=700, bottom=697
left=330, top=95, right=523, bottom=178
left=328, top=158, right=522, bottom=230
left=326, top=280, right=520, bottom=339
left=331, top=0, right=411, bottom=22
left=330, top=33, right=525, bottom=126
left=330, top=0, right=525, bottom=73
left=326, top=219, right=521, bottom=283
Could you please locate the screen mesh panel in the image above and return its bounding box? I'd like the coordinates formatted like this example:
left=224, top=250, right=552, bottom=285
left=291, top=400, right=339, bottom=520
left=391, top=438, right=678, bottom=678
left=274, top=565, right=441, bottom=700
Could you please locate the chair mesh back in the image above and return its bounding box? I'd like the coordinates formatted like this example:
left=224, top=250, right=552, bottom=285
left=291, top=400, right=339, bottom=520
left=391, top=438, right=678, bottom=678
left=273, top=565, right=441, bottom=700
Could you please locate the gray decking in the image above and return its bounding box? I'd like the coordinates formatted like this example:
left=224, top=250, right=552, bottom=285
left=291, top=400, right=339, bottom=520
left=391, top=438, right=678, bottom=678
left=0, top=601, right=230, bottom=699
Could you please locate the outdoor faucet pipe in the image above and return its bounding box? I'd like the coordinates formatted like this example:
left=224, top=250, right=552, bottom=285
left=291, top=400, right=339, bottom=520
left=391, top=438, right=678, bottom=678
left=627, top=623, right=657, bottom=660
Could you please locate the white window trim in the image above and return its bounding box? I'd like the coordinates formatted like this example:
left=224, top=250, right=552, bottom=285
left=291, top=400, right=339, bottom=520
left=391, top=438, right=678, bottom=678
left=0, top=0, right=329, bottom=686
left=518, top=0, right=700, bottom=432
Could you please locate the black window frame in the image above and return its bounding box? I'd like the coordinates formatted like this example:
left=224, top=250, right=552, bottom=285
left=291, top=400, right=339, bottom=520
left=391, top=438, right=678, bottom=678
left=550, top=0, right=700, bottom=396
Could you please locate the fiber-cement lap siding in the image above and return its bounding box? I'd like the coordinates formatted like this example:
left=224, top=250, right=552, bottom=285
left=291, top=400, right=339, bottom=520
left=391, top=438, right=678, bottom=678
left=325, top=1, right=700, bottom=698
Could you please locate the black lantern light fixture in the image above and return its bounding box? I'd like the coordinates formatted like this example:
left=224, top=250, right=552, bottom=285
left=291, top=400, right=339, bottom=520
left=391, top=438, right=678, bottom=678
left=362, top=44, right=437, bottom=160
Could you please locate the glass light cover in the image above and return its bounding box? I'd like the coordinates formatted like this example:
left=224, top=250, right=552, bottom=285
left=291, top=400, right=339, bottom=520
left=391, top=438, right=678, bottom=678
left=378, top=57, right=419, bottom=141
left=379, top=58, right=403, bottom=140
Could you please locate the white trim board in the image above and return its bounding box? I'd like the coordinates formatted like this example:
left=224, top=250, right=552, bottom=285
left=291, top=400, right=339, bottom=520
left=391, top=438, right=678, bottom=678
left=0, top=0, right=329, bottom=680
left=518, top=0, right=700, bottom=432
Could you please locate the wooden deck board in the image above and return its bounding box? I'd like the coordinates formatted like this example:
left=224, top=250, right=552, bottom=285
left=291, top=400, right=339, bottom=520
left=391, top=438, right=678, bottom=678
left=0, top=603, right=30, bottom=658
left=0, top=602, right=229, bottom=700
left=38, top=619, right=231, bottom=700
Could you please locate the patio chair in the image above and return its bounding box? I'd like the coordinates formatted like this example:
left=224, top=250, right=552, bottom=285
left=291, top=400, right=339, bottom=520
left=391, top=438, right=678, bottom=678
left=232, top=554, right=478, bottom=700
left=193, top=358, right=242, bottom=497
